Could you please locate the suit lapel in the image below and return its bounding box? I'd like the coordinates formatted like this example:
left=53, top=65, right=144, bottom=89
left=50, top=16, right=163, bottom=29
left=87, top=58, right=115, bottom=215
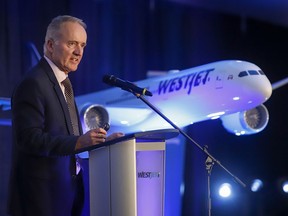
left=39, top=58, right=75, bottom=135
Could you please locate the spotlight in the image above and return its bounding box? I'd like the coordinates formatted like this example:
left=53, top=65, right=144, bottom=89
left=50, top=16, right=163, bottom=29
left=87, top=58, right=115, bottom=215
left=250, top=179, right=263, bottom=192
left=282, top=181, right=288, bottom=193
left=218, top=183, right=232, bottom=198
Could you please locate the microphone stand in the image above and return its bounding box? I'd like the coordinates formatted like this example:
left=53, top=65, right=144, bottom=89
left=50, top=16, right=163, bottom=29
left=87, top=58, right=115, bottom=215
left=133, top=92, right=246, bottom=215
left=205, top=146, right=214, bottom=216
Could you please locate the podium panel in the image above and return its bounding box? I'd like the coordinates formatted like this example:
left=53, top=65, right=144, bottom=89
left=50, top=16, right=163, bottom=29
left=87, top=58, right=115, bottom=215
left=88, top=129, right=178, bottom=216
left=136, top=144, right=165, bottom=216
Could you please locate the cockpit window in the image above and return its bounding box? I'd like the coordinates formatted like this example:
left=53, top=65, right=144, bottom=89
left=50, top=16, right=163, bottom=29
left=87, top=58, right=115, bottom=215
left=238, top=70, right=266, bottom=78
left=238, top=71, right=248, bottom=77
left=248, top=70, right=259, bottom=75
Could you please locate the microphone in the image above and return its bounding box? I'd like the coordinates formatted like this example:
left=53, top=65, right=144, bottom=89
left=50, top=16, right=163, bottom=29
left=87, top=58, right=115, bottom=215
left=102, top=75, right=153, bottom=96
left=101, top=122, right=110, bottom=131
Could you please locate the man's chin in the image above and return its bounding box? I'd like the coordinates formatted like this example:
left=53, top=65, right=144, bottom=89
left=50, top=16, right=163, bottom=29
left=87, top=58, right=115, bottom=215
left=65, top=66, right=78, bottom=73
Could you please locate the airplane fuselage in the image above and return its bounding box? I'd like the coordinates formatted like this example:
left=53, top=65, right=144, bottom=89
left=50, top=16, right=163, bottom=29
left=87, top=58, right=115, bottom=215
left=76, top=60, right=272, bottom=133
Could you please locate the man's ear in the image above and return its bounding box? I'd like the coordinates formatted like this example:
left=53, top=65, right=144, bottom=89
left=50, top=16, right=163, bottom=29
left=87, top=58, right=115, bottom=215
left=46, top=39, right=54, bottom=53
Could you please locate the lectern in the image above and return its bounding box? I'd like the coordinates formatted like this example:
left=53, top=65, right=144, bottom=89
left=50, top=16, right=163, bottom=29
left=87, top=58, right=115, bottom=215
left=87, top=129, right=179, bottom=216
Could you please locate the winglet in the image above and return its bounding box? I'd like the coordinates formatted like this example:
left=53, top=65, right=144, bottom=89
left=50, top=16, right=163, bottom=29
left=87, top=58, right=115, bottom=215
left=0, top=97, right=11, bottom=111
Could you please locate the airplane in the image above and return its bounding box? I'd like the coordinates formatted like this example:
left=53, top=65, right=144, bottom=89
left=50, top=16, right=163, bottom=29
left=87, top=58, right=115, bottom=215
left=75, top=60, right=274, bottom=136
left=1, top=59, right=286, bottom=136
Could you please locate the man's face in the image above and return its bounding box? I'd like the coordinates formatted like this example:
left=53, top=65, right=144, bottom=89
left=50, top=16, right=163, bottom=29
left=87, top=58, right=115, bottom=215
left=48, top=22, right=87, bottom=73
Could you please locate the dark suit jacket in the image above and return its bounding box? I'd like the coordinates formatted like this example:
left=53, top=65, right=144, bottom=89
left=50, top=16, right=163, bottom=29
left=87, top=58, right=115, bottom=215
left=8, top=58, right=84, bottom=216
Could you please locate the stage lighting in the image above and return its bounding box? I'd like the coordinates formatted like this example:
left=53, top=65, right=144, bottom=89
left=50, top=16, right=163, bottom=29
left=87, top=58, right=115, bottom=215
left=282, top=181, right=288, bottom=193
left=251, top=179, right=263, bottom=192
left=218, top=183, right=232, bottom=198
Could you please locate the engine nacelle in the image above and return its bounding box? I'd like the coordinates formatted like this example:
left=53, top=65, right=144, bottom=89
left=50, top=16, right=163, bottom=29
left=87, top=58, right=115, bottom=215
left=220, top=104, right=269, bottom=135
left=79, top=104, right=109, bottom=133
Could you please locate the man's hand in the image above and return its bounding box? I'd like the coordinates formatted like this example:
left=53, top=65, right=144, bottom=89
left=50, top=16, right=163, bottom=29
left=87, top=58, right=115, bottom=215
left=75, top=128, right=107, bottom=150
left=106, top=132, right=125, bottom=142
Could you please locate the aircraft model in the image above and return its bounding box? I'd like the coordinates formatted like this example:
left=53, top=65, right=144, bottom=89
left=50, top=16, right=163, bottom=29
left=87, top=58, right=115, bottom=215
left=1, top=60, right=285, bottom=136
left=75, top=60, right=274, bottom=136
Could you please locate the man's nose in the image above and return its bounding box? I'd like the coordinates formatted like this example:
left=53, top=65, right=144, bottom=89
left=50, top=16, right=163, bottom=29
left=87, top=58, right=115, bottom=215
left=74, top=45, right=83, bottom=55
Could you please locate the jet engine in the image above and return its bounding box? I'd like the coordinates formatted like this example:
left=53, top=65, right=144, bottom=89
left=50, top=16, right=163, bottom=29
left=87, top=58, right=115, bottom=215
left=79, top=104, right=109, bottom=132
left=220, top=104, right=269, bottom=135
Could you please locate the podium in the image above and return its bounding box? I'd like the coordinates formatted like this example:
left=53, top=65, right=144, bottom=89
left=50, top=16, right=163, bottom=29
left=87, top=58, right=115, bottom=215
left=87, top=129, right=179, bottom=216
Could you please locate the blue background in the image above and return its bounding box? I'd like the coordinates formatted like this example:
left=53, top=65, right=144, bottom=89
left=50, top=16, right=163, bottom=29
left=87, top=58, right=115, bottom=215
left=1, top=0, right=288, bottom=215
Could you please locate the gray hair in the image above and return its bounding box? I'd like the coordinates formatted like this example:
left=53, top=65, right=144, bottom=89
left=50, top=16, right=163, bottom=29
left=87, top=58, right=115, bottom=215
left=43, top=15, right=87, bottom=53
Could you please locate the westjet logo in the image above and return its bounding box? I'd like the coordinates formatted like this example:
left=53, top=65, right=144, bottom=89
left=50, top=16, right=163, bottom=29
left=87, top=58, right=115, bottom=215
left=157, top=68, right=214, bottom=95
left=137, top=171, right=160, bottom=179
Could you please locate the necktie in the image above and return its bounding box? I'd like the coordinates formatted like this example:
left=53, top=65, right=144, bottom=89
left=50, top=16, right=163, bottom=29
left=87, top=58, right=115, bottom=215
left=62, top=77, right=82, bottom=175
left=62, top=77, right=80, bottom=136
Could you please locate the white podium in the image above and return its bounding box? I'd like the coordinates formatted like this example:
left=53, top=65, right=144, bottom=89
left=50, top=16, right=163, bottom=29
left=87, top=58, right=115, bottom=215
left=87, top=129, right=179, bottom=216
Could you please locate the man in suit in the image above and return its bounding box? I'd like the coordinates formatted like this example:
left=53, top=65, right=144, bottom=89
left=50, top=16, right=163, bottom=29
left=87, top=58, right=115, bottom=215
left=7, top=15, right=123, bottom=216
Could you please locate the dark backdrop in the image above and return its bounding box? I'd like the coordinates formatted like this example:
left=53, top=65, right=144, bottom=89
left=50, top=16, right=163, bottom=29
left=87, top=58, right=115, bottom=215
left=1, top=0, right=288, bottom=215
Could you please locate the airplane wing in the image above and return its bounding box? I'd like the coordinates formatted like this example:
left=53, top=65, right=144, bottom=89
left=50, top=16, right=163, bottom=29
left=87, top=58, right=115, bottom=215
left=271, top=77, right=288, bottom=90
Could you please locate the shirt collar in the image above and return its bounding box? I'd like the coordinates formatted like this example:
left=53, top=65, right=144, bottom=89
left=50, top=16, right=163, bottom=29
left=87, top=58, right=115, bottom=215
left=44, top=55, right=67, bottom=83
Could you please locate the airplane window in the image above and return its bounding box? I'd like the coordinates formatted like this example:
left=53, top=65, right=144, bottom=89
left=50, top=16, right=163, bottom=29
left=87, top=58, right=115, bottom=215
left=258, top=70, right=265, bottom=75
left=238, top=71, right=248, bottom=77
left=248, top=70, right=259, bottom=75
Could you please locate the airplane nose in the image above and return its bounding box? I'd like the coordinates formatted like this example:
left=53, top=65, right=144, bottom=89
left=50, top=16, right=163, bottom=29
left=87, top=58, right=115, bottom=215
left=223, top=70, right=273, bottom=112
left=245, top=75, right=272, bottom=104
left=257, top=75, right=273, bottom=101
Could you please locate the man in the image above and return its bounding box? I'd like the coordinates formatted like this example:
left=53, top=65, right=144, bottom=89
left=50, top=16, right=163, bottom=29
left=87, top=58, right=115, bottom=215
left=7, top=15, right=123, bottom=216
